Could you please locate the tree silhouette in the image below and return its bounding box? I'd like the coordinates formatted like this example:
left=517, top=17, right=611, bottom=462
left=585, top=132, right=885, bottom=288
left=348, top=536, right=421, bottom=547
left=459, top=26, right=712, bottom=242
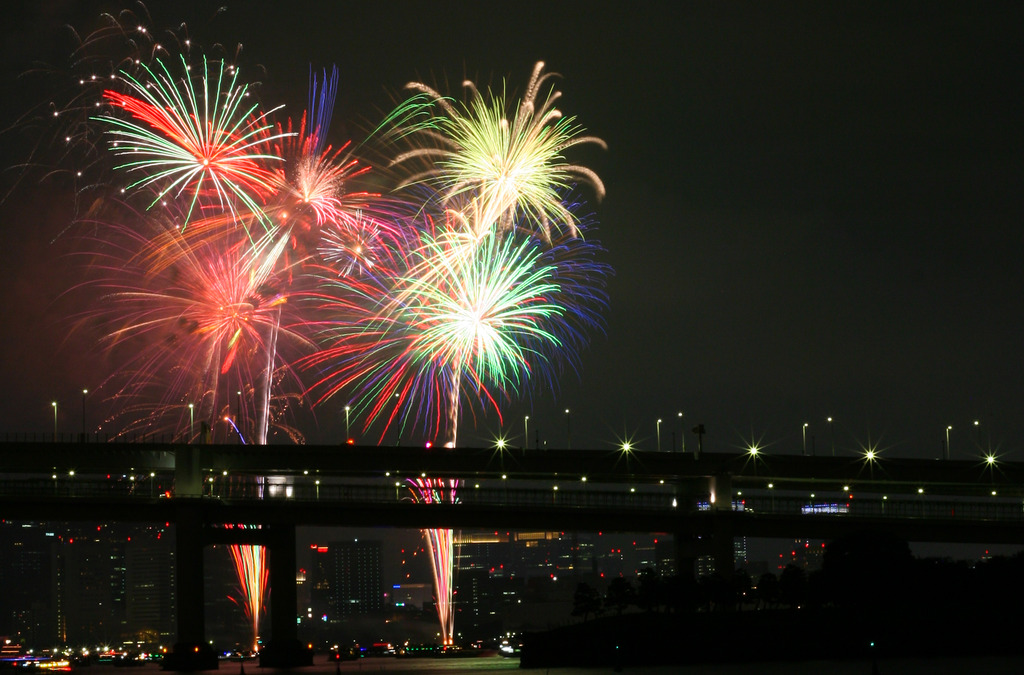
left=733, top=568, right=753, bottom=610
left=780, top=564, right=807, bottom=608
left=823, top=531, right=913, bottom=610
left=571, top=582, right=603, bottom=621
left=605, top=576, right=635, bottom=616
left=636, top=567, right=664, bottom=612
left=664, top=573, right=700, bottom=613
left=755, top=571, right=780, bottom=609
left=699, top=573, right=735, bottom=612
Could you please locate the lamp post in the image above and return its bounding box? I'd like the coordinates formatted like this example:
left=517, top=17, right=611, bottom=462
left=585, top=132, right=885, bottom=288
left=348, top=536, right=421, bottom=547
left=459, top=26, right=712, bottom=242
left=81, top=389, right=88, bottom=439
left=564, top=408, right=571, bottom=450
left=345, top=405, right=351, bottom=442
left=188, top=403, right=194, bottom=441
left=802, top=423, right=808, bottom=456
left=678, top=412, right=684, bottom=453
left=827, top=417, right=834, bottom=456
left=656, top=419, right=662, bottom=451
left=51, top=401, right=57, bottom=439
left=945, top=425, right=952, bottom=460
left=524, top=415, right=529, bottom=448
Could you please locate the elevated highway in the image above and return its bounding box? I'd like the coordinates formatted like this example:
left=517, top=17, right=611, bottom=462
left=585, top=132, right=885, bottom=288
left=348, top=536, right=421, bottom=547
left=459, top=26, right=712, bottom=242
left=2, top=440, right=1021, bottom=667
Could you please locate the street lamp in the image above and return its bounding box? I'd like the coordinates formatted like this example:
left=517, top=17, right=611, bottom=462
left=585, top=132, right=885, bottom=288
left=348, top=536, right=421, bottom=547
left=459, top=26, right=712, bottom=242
left=656, top=419, right=662, bottom=452
left=524, top=415, right=529, bottom=449
left=188, top=403, right=194, bottom=441
left=802, top=423, right=808, bottom=456
left=81, top=389, right=88, bottom=439
left=565, top=408, right=571, bottom=450
left=678, top=412, right=684, bottom=453
left=827, top=417, right=834, bottom=456
left=344, top=405, right=351, bottom=442
left=945, top=425, right=952, bottom=460
left=51, top=401, right=57, bottom=439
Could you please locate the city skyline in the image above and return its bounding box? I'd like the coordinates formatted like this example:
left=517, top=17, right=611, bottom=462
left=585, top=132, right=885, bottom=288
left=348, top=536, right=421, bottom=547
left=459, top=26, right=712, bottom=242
left=0, top=1, right=1021, bottom=458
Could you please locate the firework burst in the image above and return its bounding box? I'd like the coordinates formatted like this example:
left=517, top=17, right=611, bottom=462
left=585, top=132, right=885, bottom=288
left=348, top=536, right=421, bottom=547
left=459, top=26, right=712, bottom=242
left=390, top=61, right=606, bottom=241
left=302, top=218, right=603, bottom=447
left=97, top=54, right=290, bottom=230
left=79, top=206, right=314, bottom=442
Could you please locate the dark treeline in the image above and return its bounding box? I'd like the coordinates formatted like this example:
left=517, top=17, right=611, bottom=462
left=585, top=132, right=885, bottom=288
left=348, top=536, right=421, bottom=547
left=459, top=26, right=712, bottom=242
left=524, top=531, right=1024, bottom=669
left=574, top=531, right=1024, bottom=618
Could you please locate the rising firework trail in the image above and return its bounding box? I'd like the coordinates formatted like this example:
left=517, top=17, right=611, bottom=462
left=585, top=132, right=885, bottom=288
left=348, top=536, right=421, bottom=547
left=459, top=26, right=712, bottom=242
left=405, top=478, right=458, bottom=644
left=226, top=529, right=268, bottom=651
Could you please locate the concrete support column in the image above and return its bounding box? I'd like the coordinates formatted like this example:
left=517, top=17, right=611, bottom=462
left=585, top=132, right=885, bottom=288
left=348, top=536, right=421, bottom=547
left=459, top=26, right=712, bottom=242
left=268, top=524, right=297, bottom=644
left=711, top=514, right=736, bottom=580
left=175, top=502, right=205, bottom=645
left=166, top=501, right=217, bottom=670
left=174, top=446, right=204, bottom=497
left=672, top=533, right=698, bottom=580
left=259, top=524, right=311, bottom=668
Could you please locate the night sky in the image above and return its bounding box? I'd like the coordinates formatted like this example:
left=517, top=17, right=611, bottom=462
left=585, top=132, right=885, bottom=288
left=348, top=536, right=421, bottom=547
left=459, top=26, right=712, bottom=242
left=1, top=1, right=1022, bottom=461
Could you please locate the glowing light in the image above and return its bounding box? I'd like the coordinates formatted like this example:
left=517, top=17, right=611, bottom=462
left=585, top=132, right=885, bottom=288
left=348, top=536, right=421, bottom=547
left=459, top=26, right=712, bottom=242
left=97, top=55, right=290, bottom=229
left=391, top=62, right=605, bottom=241
left=227, top=538, right=268, bottom=652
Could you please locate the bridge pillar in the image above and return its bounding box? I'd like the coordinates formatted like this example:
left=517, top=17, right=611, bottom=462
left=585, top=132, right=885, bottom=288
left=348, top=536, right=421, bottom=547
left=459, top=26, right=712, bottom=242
left=707, top=474, right=735, bottom=580
left=673, top=534, right=699, bottom=579
left=711, top=514, right=736, bottom=580
left=259, top=524, right=312, bottom=668
left=174, top=446, right=204, bottom=497
left=165, top=501, right=217, bottom=671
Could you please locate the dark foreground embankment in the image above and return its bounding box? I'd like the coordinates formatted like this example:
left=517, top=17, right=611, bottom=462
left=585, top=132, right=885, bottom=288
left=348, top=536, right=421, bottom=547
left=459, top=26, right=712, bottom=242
left=519, top=608, right=1023, bottom=669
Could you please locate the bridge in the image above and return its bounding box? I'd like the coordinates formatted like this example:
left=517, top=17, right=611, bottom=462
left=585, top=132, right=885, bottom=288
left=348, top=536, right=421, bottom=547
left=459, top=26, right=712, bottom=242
left=1, top=441, right=1022, bottom=667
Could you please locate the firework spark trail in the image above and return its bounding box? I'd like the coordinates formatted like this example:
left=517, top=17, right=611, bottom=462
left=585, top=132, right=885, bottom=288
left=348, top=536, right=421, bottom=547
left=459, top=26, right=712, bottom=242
left=97, top=55, right=292, bottom=231
left=307, top=65, right=339, bottom=156
left=79, top=208, right=315, bottom=442
left=391, top=61, right=606, bottom=242
left=227, top=538, right=268, bottom=651
left=406, top=478, right=458, bottom=644
left=303, top=222, right=577, bottom=444
left=262, top=110, right=374, bottom=231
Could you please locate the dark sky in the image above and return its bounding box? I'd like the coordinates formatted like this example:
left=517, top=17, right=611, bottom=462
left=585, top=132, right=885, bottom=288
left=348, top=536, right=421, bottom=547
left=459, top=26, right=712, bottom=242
left=1, top=1, right=1022, bottom=461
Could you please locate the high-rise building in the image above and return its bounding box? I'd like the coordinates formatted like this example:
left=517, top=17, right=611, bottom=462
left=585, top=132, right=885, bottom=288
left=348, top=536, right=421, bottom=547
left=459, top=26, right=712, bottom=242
left=124, top=526, right=175, bottom=644
left=58, top=524, right=128, bottom=646
left=308, top=540, right=383, bottom=620
left=0, top=522, right=57, bottom=646
left=1, top=522, right=177, bottom=649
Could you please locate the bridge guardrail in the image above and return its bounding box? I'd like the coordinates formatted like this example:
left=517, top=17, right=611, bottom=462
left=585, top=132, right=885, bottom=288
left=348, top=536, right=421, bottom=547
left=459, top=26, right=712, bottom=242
left=2, top=476, right=1022, bottom=523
